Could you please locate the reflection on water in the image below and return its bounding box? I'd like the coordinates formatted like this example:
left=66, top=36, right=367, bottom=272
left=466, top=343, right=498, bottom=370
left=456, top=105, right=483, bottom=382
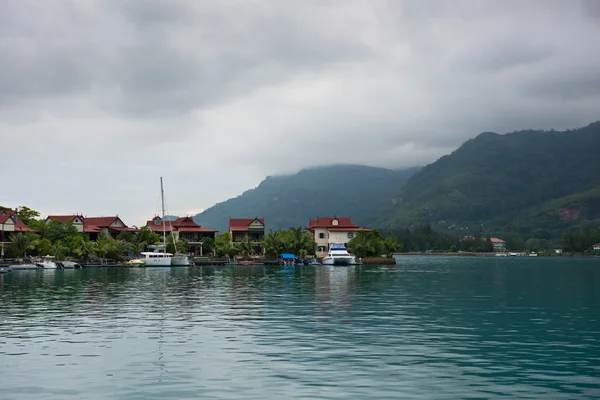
left=1, top=258, right=600, bottom=399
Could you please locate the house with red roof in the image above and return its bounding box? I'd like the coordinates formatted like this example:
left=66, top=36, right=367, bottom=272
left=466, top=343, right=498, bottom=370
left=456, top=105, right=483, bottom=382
left=489, top=237, right=506, bottom=252
left=307, top=216, right=371, bottom=256
left=1, top=210, right=37, bottom=256
left=45, top=215, right=85, bottom=233
left=83, top=216, right=136, bottom=240
left=146, top=216, right=218, bottom=255
left=229, top=218, right=265, bottom=254
left=593, top=243, right=600, bottom=252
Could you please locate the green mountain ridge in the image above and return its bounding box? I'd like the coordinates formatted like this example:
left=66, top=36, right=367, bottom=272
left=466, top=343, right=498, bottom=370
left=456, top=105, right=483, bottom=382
left=379, top=121, right=600, bottom=237
left=193, top=164, right=420, bottom=232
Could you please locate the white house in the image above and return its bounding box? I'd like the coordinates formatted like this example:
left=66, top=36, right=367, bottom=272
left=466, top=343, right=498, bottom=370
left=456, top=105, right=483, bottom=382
left=593, top=243, right=600, bottom=252
left=490, top=237, right=507, bottom=252
left=307, top=216, right=370, bottom=257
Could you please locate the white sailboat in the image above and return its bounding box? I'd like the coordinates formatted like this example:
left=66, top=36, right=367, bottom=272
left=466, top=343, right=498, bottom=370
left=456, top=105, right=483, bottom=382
left=138, top=177, right=173, bottom=267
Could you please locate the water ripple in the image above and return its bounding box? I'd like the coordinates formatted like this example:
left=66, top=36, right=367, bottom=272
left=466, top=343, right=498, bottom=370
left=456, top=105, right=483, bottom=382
left=1, top=260, right=599, bottom=399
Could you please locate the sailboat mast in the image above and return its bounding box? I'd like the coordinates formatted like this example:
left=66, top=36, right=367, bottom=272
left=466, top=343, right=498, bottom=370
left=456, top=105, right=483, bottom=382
left=160, top=177, right=166, bottom=250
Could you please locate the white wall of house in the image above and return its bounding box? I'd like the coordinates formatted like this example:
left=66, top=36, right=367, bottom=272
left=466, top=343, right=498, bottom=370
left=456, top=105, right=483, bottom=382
left=1, top=219, right=16, bottom=232
left=313, top=228, right=329, bottom=247
left=72, top=218, right=84, bottom=233
left=328, top=231, right=356, bottom=245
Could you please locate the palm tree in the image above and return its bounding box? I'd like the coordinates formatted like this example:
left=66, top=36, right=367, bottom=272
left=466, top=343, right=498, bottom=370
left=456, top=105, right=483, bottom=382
left=51, top=242, right=69, bottom=259
left=237, top=236, right=254, bottom=259
left=110, top=240, right=132, bottom=260
left=262, top=230, right=284, bottom=258
left=9, top=232, right=38, bottom=257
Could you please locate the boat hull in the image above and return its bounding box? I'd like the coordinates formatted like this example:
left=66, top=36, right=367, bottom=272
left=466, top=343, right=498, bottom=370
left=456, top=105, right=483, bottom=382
left=171, top=256, right=190, bottom=266
left=322, top=256, right=356, bottom=266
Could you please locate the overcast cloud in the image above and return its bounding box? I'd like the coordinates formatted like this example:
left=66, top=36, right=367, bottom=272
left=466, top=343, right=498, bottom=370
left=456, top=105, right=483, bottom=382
left=1, top=0, right=600, bottom=226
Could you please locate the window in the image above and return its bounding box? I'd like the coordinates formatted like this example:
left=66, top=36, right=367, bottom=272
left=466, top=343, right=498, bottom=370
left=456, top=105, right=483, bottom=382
left=319, top=233, right=325, bottom=239
left=347, top=232, right=354, bottom=239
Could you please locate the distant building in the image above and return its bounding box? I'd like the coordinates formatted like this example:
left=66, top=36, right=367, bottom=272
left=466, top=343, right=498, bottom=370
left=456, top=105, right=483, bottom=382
left=45, top=215, right=85, bottom=233
left=229, top=218, right=265, bottom=255
left=83, top=216, right=136, bottom=240
left=490, top=237, right=506, bottom=252
left=307, top=216, right=370, bottom=257
left=146, top=216, right=218, bottom=256
left=0, top=210, right=36, bottom=254
left=593, top=243, right=600, bottom=252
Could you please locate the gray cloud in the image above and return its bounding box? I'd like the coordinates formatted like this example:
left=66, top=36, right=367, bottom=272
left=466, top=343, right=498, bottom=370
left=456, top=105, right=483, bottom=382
left=1, top=0, right=599, bottom=225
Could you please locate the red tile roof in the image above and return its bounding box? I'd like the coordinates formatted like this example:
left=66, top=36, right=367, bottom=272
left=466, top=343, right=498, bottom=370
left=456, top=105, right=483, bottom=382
left=593, top=243, right=600, bottom=246
left=0, top=210, right=36, bottom=232
left=229, top=218, right=264, bottom=231
left=145, top=216, right=218, bottom=233
left=46, top=215, right=84, bottom=224
left=307, top=217, right=359, bottom=229
left=83, top=216, right=130, bottom=234
left=490, top=237, right=505, bottom=243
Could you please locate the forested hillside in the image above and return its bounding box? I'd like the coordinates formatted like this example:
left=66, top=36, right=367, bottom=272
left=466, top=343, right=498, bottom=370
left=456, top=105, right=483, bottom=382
left=379, top=121, right=600, bottom=238
left=194, top=165, right=419, bottom=232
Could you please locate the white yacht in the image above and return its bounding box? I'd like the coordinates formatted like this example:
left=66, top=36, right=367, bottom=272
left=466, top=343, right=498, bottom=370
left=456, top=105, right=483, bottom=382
left=322, top=243, right=356, bottom=266
left=139, top=250, right=173, bottom=267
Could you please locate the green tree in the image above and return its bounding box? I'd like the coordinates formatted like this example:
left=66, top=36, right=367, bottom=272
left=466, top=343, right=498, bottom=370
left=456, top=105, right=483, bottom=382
left=109, top=240, right=132, bottom=260
left=37, top=220, right=79, bottom=243
left=51, top=241, right=69, bottom=259
left=215, top=232, right=238, bottom=259
left=236, top=236, right=255, bottom=259
left=382, top=236, right=402, bottom=257
left=262, top=230, right=284, bottom=258
left=201, top=236, right=215, bottom=256
left=15, top=206, right=40, bottom=226
left=35, top=238, right=53, bottom=256
left=9, top=232, right=39, bottom=257
left=347, top=231, right=383, bottom=258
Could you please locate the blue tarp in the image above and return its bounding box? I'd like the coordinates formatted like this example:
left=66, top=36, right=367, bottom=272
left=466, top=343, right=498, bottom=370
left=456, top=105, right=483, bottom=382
left=281, top=253, right=295, bottom=259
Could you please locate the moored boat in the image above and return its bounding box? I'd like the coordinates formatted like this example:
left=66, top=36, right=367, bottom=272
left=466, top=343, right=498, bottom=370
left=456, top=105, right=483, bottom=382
left=322, top=243, right=356, bottom=266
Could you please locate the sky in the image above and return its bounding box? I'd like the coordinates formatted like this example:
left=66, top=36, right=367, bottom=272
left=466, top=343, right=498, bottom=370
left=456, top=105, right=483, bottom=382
left=2, top=0, right=600, bottom=226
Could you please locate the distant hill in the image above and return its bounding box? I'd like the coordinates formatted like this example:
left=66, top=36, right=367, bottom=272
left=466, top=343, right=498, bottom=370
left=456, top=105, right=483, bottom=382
left=379, top=121, right=600, bottom=237
left=193, top=164, right=419, bottom=232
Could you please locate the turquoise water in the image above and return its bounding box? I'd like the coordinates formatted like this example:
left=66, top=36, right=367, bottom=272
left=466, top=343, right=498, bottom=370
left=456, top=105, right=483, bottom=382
left=1, top=256, right=599, bottom=399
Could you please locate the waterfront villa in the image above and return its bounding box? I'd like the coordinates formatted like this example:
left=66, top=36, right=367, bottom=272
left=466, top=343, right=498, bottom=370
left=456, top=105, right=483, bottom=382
left=83, top=216, right=136, bottom=240
left=490, top=237, right=507, bottom=252
left=229, top=218, right=265, bottom=255
left=0, top=210, right=36, bottom=256
left=46, top=215, right=85, bottom=232
left=146, top=216, right=218, bottom=255
left=307, top=216, right=370, bottom=257
left=593, top=243, right=600, bottom=252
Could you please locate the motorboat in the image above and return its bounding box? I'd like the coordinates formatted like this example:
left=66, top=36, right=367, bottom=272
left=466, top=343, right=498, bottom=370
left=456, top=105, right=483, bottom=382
left=321, top=243, right=356, bottom=266
left=37, top=255, right=58, bottom=269
left=126, top=259, right=146, bottom=266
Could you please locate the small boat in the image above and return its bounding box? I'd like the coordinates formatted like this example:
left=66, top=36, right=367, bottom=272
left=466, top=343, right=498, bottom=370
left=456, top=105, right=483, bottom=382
left=61, top=261, right=82, bottom=269
left=322, top=243, right=356, bottom=266
left=528, top=252, right=538, bottom=257
left=8, top=263, right=41, bottom=270
left=37, top=255, right=58, bottom=269
left=126, top=259, right=146, bottom=266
